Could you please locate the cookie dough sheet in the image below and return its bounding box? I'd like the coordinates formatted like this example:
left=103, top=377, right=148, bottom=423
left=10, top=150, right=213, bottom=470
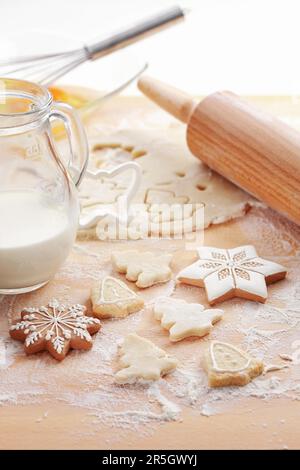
left=0, top=93, right=300, bottom=449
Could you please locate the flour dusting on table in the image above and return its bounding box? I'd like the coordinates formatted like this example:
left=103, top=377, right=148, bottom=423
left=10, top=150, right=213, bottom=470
left=0, top=207, right=300, bottom=442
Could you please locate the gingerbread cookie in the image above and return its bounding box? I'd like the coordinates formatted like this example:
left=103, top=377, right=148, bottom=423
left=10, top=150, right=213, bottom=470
left=177, top=245, right=287, bottom=304
left=115, top=333, right=178, bottom=384
left=9, top=299, right=101, bottom=361
left=91, top=276, right=144, bottom=319
left=204, top=341, right=264, bottom=387
left=111, top=250, right=173, bottom=288
left=153, top=297, right=223, bottom=342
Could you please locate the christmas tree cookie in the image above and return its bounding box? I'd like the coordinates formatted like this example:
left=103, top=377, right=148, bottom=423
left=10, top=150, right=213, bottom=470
left=115, top=333, right=178, bottom=384
left=154, top=297, right=223, bottom=342
left=112, top=250, right=173, bottom=288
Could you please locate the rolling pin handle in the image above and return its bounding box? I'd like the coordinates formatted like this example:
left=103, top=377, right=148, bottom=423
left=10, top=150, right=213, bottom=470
left=138, top=75, right=300, bottom=226
left=138, top=75, right=197, bottom=124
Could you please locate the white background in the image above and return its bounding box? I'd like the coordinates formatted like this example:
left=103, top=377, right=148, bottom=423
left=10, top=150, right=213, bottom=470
left=1, top=0, right=300, bottom=95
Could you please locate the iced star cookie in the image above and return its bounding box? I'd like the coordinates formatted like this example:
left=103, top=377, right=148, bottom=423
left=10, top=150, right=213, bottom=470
left=204, top=341, right=264, bottom=387
left=91, top=276, right=144, bottom=319
left=115, top=333, right=178, bottom=384
left=111, top=250, right=173, bottom=288
left=9, top=299, right=101, bottom=361
left=177, top=245, right=287, bottom=304
left=153, top=297, right=223, bottom=342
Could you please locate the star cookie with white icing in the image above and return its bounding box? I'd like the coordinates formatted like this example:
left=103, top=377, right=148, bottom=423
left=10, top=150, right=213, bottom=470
left=91, top=276, right=144, bottom=318
left=154, top=297, right=223, bottom=342
left=204, top=341, right=264, bottom=387
left=112, top=250, right=173, bottom=288
left=10, top=299, right=101, bottom=361
left=115, top=333, right=178, bottom=384
left=177, top=245, right=287, bottom=304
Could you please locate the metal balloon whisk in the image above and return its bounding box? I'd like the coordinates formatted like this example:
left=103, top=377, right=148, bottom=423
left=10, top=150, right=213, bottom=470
left=0, top=6, right=185, bottom=86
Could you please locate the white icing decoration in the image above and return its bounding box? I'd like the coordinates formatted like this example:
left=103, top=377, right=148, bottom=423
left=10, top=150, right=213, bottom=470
left=210, top=341, right=251, bottom=373
left=11, top=321, right=30, bottom=331
left=99, top=276, right=137, bottom=304
left=10, top=299, right=100, bottom=354
left=177, top=245, right=286, bottom=303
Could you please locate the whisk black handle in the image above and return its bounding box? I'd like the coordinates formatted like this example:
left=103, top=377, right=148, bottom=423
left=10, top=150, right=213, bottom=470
left=84, top=5, right=185, bottom=60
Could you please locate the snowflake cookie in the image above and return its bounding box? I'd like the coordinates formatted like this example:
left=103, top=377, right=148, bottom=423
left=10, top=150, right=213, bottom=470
left=115, top=333, right=178, bottom=384
left=9, top=299, right=101, bottom=361
left=111, top=250, right=173, bottom=288
left=153, top=297, right=223, bottom=342
left=177, top=245, right=287, bottom=304
left=204, top=341, right=264, bottom=387
left=91, top=276, right=144, bottom=318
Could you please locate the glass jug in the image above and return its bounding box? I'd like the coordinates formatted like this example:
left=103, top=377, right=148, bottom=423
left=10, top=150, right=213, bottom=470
left=0, top=78, right=141, bottom=295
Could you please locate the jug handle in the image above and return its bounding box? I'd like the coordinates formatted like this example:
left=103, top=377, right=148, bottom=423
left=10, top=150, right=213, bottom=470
left=48, top=103, right=142, bottom=232
left=49, top=102, right=89, bottom=187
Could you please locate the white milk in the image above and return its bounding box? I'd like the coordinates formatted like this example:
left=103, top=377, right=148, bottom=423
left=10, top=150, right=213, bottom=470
left=0, top=190, right=79, bottom=290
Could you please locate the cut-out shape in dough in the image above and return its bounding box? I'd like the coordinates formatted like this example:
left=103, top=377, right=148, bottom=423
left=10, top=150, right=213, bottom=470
left=153, top=297, right=223, bottom=342
left=78, top=124, right=255, bottom=239
left=94, top=201, right=204, bottom=240
left=92, top=142, right=147, bottom=160
left=91, top=276, right=144, bottom=318
left=204, top=341, right=264, bottom=387
left=115, top=333, right=178, bottom=384
left=177, top=245, right=287, bottom=305
left=145, top=188, right=189, bottom=205
left=132, top=149, right=147, bottom=158
left=112, top=250, right=173, bottom=288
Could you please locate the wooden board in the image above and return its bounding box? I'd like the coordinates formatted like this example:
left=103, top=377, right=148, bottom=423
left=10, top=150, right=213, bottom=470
left=0, top=90, right=300, bottom=450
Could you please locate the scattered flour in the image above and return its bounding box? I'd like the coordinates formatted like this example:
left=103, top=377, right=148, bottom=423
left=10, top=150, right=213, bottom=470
left=0, top=207, right=300, bottom=443
left=147, top=382, right=181, bottom=421
left=263, top=364, right=290, bottom=374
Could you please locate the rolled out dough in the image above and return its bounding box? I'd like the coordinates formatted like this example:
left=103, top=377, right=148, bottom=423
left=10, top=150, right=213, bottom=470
left=78, top=97, right=256, bottom=240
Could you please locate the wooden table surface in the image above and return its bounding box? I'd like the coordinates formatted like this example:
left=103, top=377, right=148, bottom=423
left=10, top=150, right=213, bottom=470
left=0, top=90, right=300, bottom=450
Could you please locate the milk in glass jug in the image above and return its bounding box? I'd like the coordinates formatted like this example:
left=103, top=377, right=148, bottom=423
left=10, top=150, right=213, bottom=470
left=0, top=78, right=140, bottom=294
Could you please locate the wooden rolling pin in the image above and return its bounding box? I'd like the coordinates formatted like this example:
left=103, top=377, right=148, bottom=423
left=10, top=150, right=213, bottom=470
left=138, top=76, right=300, bottom=225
